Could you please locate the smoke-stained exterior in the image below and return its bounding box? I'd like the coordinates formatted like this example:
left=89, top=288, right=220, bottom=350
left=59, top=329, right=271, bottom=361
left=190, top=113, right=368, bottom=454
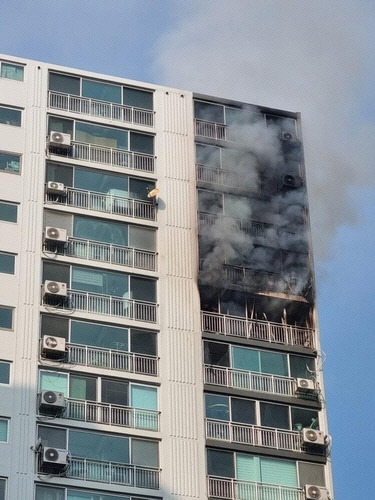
left=0, top=54, right=333, bottom=500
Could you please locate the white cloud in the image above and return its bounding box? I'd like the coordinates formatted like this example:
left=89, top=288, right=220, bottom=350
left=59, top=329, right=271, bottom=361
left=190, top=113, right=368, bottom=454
left=153, top=0, right=375, bottom=258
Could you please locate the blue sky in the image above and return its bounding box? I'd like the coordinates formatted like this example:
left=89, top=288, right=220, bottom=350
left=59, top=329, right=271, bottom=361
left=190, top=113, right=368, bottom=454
left=1, top=1, right=375, bottom=497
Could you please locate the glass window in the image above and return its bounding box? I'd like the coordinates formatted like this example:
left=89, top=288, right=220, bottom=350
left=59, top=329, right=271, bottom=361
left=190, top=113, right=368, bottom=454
left=204, top=341, right=229, bottom=366
left=0, top=202, right=17, bottom=222
left=43, top=262, right=70, bottom=284
left=129, top=132, right=154, bottom=154
left=0, top=479, right=5, bottom=500
left=232, top=346, right=260, bottom=372
left=0, top=307, right=13, bottom=329
left=1, top=62, right=24, bottom=81
left=70, top=375, right=96, bottom=401
left=128, top=178, right=154, bottom=201
left=0, top=152, right=20, bottom=173
left=289, top=355, right=315, bottom=379
left=236, top=454, right=260, bottom=482
left=291, top=407, right=319, bottom=431
left=198, top=190, right=223, bottom=214
left=49, top=73, right=80, bottom=95
left=130, top=329, right=156, bottom=356
left=68, top=490, right=131, bottom=500
left=231, top=398, right=256, bottom=425
left=207, top=449, right=234, bottom=477
left=0, top=253, right=15, bottom=274
left=48, top=116, right=73, bottom=136
left=38, top=425, right=67, bottom=449
left=205, top=394, right=229, bottom=421
left=46, top=163, right=73, bottom=186
left=0, top=419, right=8, bottom=442
left=129, top=226, right=155, bottom=251
left=69, top=430, right=129, bottom=463
left=40, top=371, right=68, bottom=396
left=101, top=379, right=128, bottom=406
left=130, top=276, right=156, bottom=303
left=74, top=216, right=127, bottom=246
left=82, top=80, right=121, bottom=104
left=131, top=384, right=157, bottom=410
left=36, top=484, right=65, bottom=500
left=74, top=167, right=128, bottom=196
left=75, top=122, right=128, bottom=150
left=71, top=321, right=128, bottom=351
left=260, top=457, right=297, bottom=487
left=132, top=439, right=158, bottom=467
left=0, top=106, right=21, bottom=126
left=123, top=87, right=153, bottom=110
left=195, top=101, right=224, bottom=124
left=196, top=144, right=221, bottom=167
left=41, top=315, right=69, bottom=341
left=260, top=402, right=289, bottom=430
left=0, top=362, right=10, bottom=384
left=298, top=463, right=326, bottom=487
left=260, top=351, right=288, bottom=377
left=72, top=266, right=128, bottom=297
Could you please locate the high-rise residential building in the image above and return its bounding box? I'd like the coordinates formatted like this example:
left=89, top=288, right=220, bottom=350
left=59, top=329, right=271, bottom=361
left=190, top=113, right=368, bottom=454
left=0, top=54, right=333, bottom=500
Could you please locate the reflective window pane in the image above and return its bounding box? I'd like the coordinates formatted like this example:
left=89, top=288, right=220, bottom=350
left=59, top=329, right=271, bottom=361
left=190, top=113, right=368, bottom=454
left=38, top=425, right=66, bottom=449
left=75, top=122, right=128, bottom=150
left=101, top=378, right=128, bottom=406
left=48, top=116, right=74, bottom=136
left=129, top=132, right=154, bottom=154
left=49, top=73, right=80, bottom=95
left=0, top=106, right=21, bottom=126
left=0, top=152, right=20, bottom=173
left=0, top=202, right=17, bottom=222
left=69, top=430, right=129, bottom=463
left=74, top=216, right=128, bottom=246
left=204, top=341, right=229, bottom=366
left=130, top=276, right=156, bottom=303
left=0, top=362, right=10, bottom=384
left=36, top=484, right=65, bottom=500
left=0, top=479, right=5, bottom=500
left=129, top=226, right=155, bottom=251
left=82, top=80, right=121, bottom=103
left=74, top=167, right=128, bottom=196
left=196, top=144, right=221, bottom=167
left=1, top=62, right=24, bottom=81
left=130, top=330, right=156, bottom=356
left=129, top=178, right=154, bottom=201
left=195, top=101, right=224, bottom=124
left=291, top=407, right=319, bottom=431
left=0, top=253, right=15, bottom=274
left=205, top=394, right=229, bottom=421
left=72, top=266, right=128, bottom=297
left=70, top=375, right=96, bottom=401
left=0, top=419, right=8, bottom=442
left=40, top=371, right=68, bottom=395
left=289, top=355, right=315, bottom=379
left=259, top=351, right=288, bottom=376
left=41, top=315, right=69, bottom=341
left=232, top=346, right=259, bottom=372
left=207, top=449, right=234, bottom=477
left=0, top=307, right=13, bottom=329
left=71, top=321, right=128, bottom=351
left=231, top=398, right=256, bottom=424
left=132, top=439, right=158, bottom=467
left=260, top=402, right=289, bottom=429
left=131, top=384, right=157, bottom=410
left=46, top=163, right=73, bottom=186
left=123, top=87, right=153, bottom=110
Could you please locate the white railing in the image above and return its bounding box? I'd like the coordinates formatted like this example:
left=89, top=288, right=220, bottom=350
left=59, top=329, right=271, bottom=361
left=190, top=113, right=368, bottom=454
left=46, top=237, right=157, bottom=271
left=42, top=289, right=157, bottom=323
left=208, top=477, right=303, bottom=500
left=195, top=119, right=236, bottom=142
left=65, top=398, right=159, bottom=431
left=69, top=457, right=159, bottom=488
left=48, top=140, right=155, bottom=173
left=205, top=420, right=302, bottom=452
left=197, top=165, right=239, bottom=188
left=201, top=312, right=315, bottom=349
left=204, top=365, right=296, bottom=397
left=48, top=90, right=155, bottom=127
left=45, top=186, right=156, bottom=221
left=67, top=343, right=158, bottom=376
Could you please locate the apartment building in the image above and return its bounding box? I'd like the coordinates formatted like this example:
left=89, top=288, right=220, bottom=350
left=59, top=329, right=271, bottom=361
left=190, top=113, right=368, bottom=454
left=0, top=54, right=333, bottom=500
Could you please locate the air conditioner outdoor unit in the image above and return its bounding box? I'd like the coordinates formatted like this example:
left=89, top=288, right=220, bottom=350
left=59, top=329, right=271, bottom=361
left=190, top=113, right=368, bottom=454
left=302, top=428, right=326, bottom=446
left=49, top=131, right=71, bottom=147
left=43, top=280, right=68, bottom=298
left=39, top=390, right=66, bottom=412
left=42, top=447, right=69, bottom=466
left=304, top=485, right=330, bottom=500
left=46, top=181, right=67, bottom=195
left=282, top=174, right=303, bottom=188
left=44, top=226, right=68, bottom=244
left=42, top=335, right=66, bottom=356
left=296, top=378, right=316, bottom=394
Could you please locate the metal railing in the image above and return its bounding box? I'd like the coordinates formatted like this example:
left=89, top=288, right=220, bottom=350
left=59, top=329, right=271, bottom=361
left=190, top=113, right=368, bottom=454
left=42, top=289, right=157, bottom=323
left=45, top=186, right=156, bottom=221
left=208, top=477, right=303, bottom=500
left=48, top=140, right=155, bottom=173
left=197, top=165, right=239, bottom=188
left=67, top=343, right=158, bottom=376
left=69, top=457, right=159, bottom=488
left=204, top=365, right=296, bottom=397
left=201, top=312, right=315, bottom=349
left=46, top=237, right=157, bottom=271
left=48, top=90, right=155, bottom=127
left=195, top=119, right=236, bottom=142
left=65, top=398, right=159, bottom=431
left=206, top=419, right=302, bottom=452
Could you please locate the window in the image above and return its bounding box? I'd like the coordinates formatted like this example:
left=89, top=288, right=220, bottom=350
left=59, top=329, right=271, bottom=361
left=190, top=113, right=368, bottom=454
left=49, top=73, right=80, bottom=96
left=1, top=62, right=24, bottom=81
left=0, top=152, right=21, bottom=173
left=35, top=484, right=137, bottom=500
left=0, top=418, right=9, bottom=442
left=123, top=87, right=153, bottom=110
left=0, top=253, right=15, bottom=274
left=0, top=479, right=6, bottom=500
left=0, top=362, right=10, bottom=384
left=0, top=106, right=21, bottom=126
left=0, top=202, right=17, bottom=222
left=205, top=394, right=255, bottom=425
left=82, top=79, right=121, bottom=104
left=0, top=307, right=13, bottom=330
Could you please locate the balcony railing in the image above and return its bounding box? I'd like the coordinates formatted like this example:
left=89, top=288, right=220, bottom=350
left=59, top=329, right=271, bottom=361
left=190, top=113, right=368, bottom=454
left=45, top=187, right=156, bottom=221
left=197, top=166, right=276, bottom=195
left=42, top=289, right=157, bottom=323
left=195, top=119, right=236, bottom=142
left=48, top=140, right=155, bottom=173
left=68, top=457, right=159, bottom=489
left=67, top=343, right=158, bottom=376
left=208, top=476, right=303, bottom=500
left=201, top=312, right=315, bottom=349
left=46, top=237, right=157, bottom=271
left=206, top=419, right=302, bottom=452
left=204, top=365, right=296, bottom=397
left=48, top=90, right=155, bottom=127
left=64, top=398, right=159, bottom=431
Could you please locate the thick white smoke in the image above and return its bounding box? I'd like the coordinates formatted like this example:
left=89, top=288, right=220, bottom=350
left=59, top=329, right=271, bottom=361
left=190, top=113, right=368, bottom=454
left=153, top=0, right=375, bottom=259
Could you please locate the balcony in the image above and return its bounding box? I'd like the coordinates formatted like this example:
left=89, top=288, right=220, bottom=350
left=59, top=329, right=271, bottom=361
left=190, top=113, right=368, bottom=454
left=195, top=119, right=236, bottom=142
left=68, top=458, right=159, bottom=488
left=204, top=365, right=296, bottom=397
left=42, top=289, right=158, bottom=323
left=59, top=398, right=159, bottom=431
left=48, top=90, right=155, bottom=127
left=45, top=187, right=156, bottom=221
left=66, top=343, right=158, bottom=376
left=208, top=477, right=303, bottom=500
left=201, top=312, right=315, bottom=350
left=197, top=166, right=275, bottom=195
left=48, top=140, right=155, bottom=173
left=45, top=237, right=157, bottom=272
left=206, top=419, right=303, bottom=453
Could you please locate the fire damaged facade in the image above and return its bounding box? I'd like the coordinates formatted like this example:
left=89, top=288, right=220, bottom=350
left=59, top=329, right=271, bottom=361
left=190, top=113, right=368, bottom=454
left=0, top=54, right=333, bottom=500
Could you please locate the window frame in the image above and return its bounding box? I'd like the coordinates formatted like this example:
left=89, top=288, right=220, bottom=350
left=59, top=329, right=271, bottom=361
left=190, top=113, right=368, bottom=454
left=0, top=61, right=24, bottom=81
left=0, top=361, right=11, bottom=386
left=0, top=151, right=21, bottom=175
left=0, top=201, right=18, bottom=223
left=0, top=477, right=6, bottom=500
left=34, top=483, right=157, bottom=500
left=0, top=252, right=16, bottom=275
left=0, top=418, right=9, bottom=443
left=0, top=105, right=22, bottom=127
left=0, top=306, right=13, bottom=331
